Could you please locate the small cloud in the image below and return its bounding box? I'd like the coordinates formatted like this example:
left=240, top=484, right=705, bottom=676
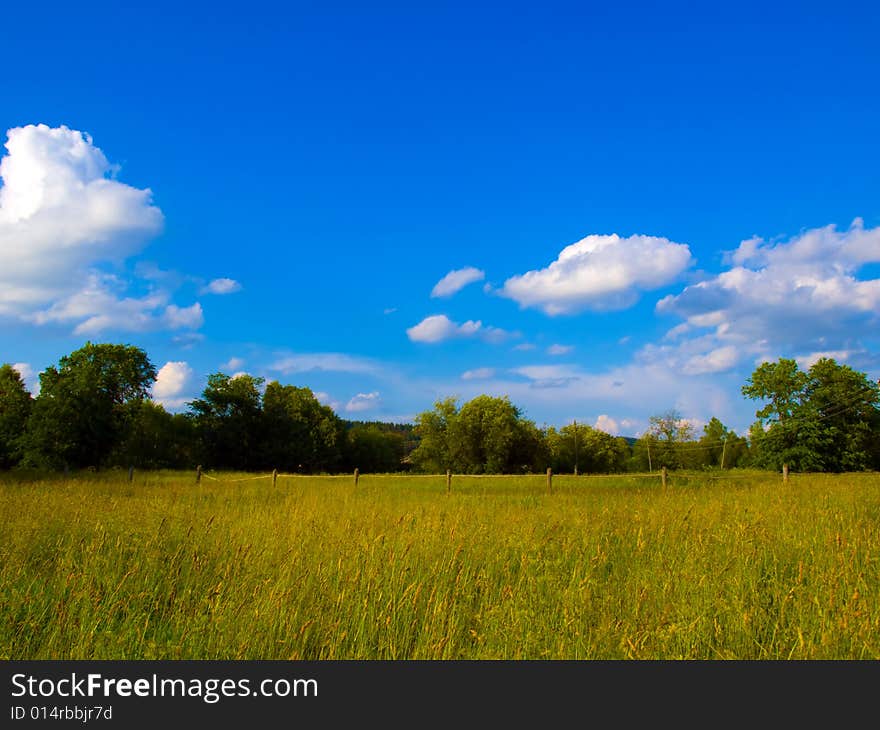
left=430, top=267, right=485, bottom=298
left=152, top=361, right=194, bottom=410
left=314, top=391, right=342, bottom=412
left=547, top=344, right=573, bottom=356
left=163, top=302, right=204, bottom=329
left=346, top=391, right=381, bottom=413
left=461, top=367, right=496, bottom=380
left=594, top=414, right=619, bottom=435
left=171, top=332, right=205, bottom=348
left=795, top=350, right=853, bottom=369
left=269, top=352, right=379, bottom=375
left=222, top=357, right=245, bottom=371
left=513, top=343, right=536, bottom=351
left=406, top=314, right=511, bottom=344
left=383, top=307, right=398, bottom=315
left=12, top=362, right=39, bottom=395
left=201, top=278, right=242, bottom=295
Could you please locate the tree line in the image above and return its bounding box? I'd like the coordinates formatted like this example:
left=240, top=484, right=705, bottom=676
left=0, top=342, right=878, bottom=474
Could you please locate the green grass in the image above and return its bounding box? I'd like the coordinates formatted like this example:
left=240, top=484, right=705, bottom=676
left=1, top=469, right=878, bottom=659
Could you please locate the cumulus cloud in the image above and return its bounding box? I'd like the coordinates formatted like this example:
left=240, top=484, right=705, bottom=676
left=152, top=361, right=194, bottom=410
left=500, top=233, right=693, bottom=315
left=406, top=314, right=513, bottom=344
left=201, top=277, right=242, bottom=295
left=430, top=267, right=486, bottom=298
left=11, top=362, right=38, bottom=394
left=594, top=414, right=619, bottom=435
left=0, top=124, right=203, bottom=335
left=346, top=391, right=381, bottom=412
left=656, top=219, right=880, bottom=372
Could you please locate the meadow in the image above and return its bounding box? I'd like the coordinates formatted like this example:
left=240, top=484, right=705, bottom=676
left=1, top=469, right=878, bottom=660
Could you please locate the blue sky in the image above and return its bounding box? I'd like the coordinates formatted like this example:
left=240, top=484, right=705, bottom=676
left=2, top=0, right=879, bottom=436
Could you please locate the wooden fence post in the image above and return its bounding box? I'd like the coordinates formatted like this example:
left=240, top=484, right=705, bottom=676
left=272, top=468, right=278, bottom=487
left=196, top=465, right=202, bottom=484
left=446, top=469, right=451, bottom=494
left=783, top=463, right=789, bottom=484
left=547, top=467, right=553, bottom=493
left=354, top=468, right=359, bottom=486
left=128, top=466, right=134, bottom=483
left=661, top=466, right=668, bottom=490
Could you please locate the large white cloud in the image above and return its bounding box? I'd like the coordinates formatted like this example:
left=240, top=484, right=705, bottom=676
left=430, top=267, right=485, bottom=298
left=656, top=219, right=880, bottom=372
left=0, top=124, right=202, bottom=335
left=500, top=233, right=693, bottom=315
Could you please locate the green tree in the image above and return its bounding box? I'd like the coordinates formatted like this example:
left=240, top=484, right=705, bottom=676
left=188, top=373, right=265, bottom=470
left=547, top=422, right=629, bottom=473
left=261, top=382, right=346, bottom=472
left=24, top=343, right=156, bottom=469
left=109, top=400, right=197, bottom=469
left=0, top=364, right=33, bottom=468
left=646, top=409, right=694, bottom=469
left=742, top=357, right=880, bottom=471
left=410, top=397, right=459, bottom=473
left=345, top=424, right=405, bottom=473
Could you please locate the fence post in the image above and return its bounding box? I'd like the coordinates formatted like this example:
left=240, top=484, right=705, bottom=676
left=196, top=465, right=202, bottom=484
left=272, top=468, right=278, bottom=487
left=354, top=468, right=359, bottom=486
left=547, top=467, right=553, bottom=494
left=128, top=466, right=134, bottom=483
left=446, top=469, right=451, bottom=494
left=661, top=466, right=667, bottom=490
left=783, top=463, right=789, bottom=484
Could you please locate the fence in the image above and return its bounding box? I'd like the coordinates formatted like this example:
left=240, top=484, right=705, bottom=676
left=177, top=463, right=797, bottom=492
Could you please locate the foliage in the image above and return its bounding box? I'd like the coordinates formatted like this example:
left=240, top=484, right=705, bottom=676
left=0, top=365, right=33, bottom=468
left=546, top=422, right=629, bottom=473
left=22, top=343, right=156, bottom=469
left=742, top=357, right=880, bottom=471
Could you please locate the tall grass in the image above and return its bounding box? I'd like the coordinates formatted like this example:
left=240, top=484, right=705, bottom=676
left=1, top=470, right=878, bottom=659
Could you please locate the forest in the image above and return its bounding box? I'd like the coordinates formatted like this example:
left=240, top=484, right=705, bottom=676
left=1, top=342, right=878, bottom=474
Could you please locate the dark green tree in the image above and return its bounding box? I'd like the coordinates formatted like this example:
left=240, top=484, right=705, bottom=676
left=24, top=343, right=156, bottom=469
left=261, top=382, right=346, bottom=472
left=0, top=364, right=33, bottom=468
left=188, top=373, right=265, bottom=470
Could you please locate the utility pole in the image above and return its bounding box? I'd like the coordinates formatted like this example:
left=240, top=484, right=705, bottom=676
left=573, top=419, right=579, bottom=476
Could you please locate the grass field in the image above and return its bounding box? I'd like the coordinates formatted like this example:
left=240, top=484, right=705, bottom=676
left=1, top=469, right=878, bottom=659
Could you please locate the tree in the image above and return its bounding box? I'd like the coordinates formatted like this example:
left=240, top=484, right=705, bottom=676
left=645, top=409, right=694, bottom=469
left=0, top=364, right=33, bottom=468
left=410, top=395, right=547, bottom=474
left=696, top=417, right=749, bottom=469
left=410, top=397, right=459, bottom=473
left=547, top=422, right=629, bottom=473
left=24, top=343, right=156, bottom=468
left=742, top=357, right=880, bottom=471
left=188, top=373, right=265, bottom=470
left=261, top=382, right=346, bottom=472
left=345, top=424, right=405, bottom=473
left=108, top=400, right=197, bottom=469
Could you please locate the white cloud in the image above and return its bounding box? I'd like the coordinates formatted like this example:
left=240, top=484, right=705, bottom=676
left=222, top=357, right=246, bottom=372
left=431, top=266, right=486, bottom=298
left=406, top=314, right=513, bottom=344
left=513, top=343, right=536, bottom=351
left=346, top=391, right=381, bottom=412
left=795, top=350, right=854, bottom=369
left=0, top=124, right=162, bottom=310
left=547, top=344, right=573, bottom=356
left=500, top=233, right=693, bottom=315
left=201, top=277, right=242, bottom=295
left=461, top=367, right=496, bottom=380
left=152, top=361, right=194, bottom=410
left=269, top=352, right=380, bottom=375
left=656, top=219, right=880, bottom=372
left=11, top=362, right=39, bottom=395
left=314, top=391, right=342, bottom=412
left=0, top=124, right=204, bottom=335
left=594, top=414, right=619, bottom=435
